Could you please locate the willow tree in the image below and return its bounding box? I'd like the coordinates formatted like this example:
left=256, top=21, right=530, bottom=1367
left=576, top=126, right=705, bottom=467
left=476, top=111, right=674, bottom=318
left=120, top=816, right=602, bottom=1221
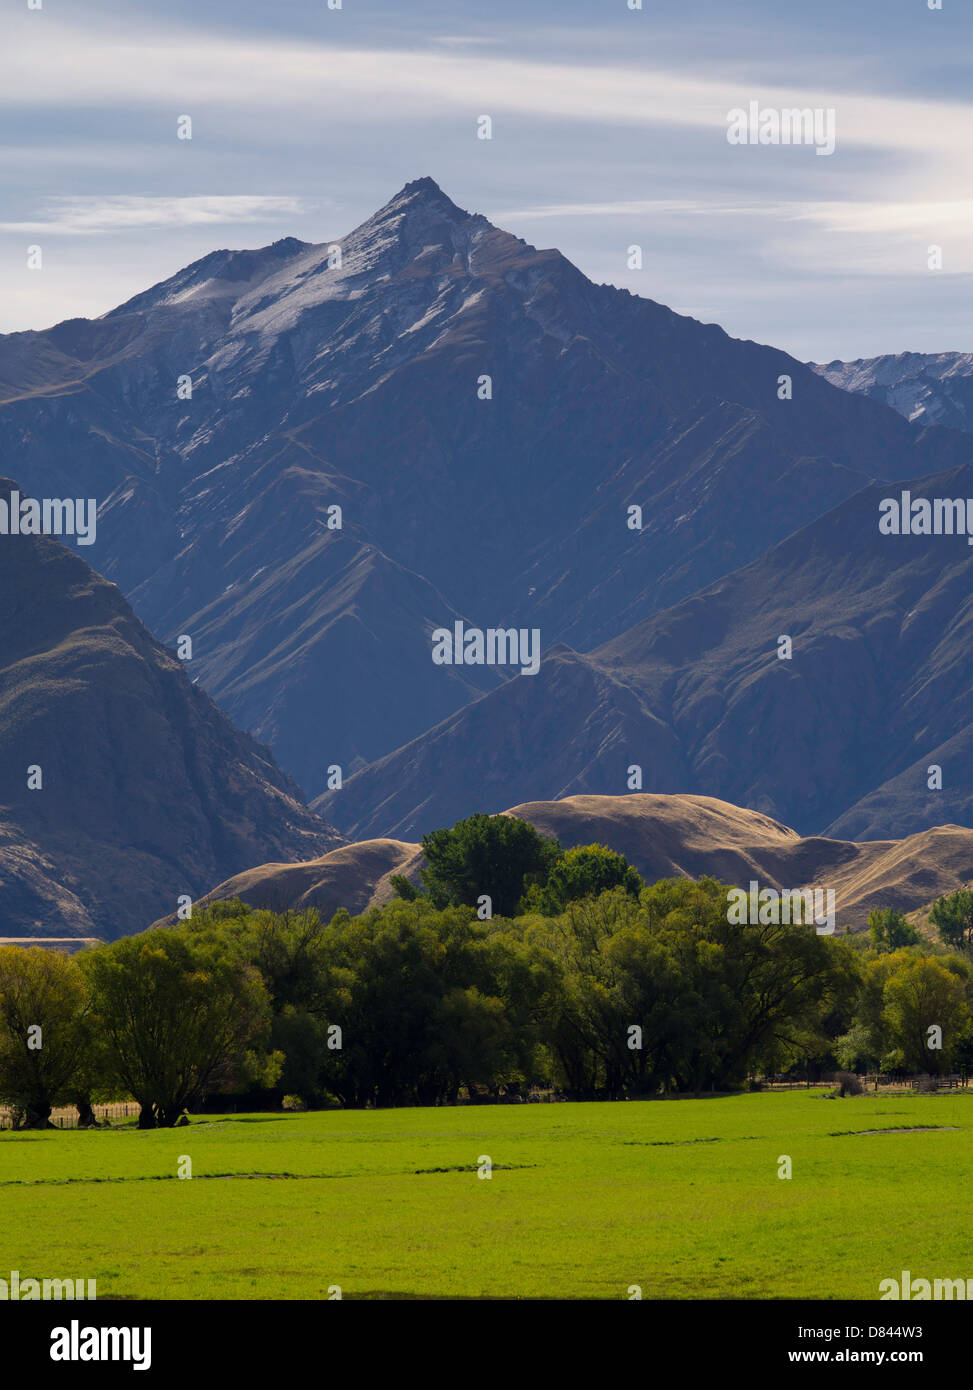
left=0, top=946, right=90, bottom=1128
left=82, top=928, right=277, bottom=1128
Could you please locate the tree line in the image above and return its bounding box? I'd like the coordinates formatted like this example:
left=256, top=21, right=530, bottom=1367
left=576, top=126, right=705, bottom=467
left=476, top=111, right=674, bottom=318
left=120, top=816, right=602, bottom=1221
left=1, top=816, right=971, bottom=1128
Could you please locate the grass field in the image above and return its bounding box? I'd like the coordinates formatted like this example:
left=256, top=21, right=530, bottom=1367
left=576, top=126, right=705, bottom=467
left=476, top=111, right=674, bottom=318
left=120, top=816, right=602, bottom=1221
left=1, top=1090, right=970, bottom=1300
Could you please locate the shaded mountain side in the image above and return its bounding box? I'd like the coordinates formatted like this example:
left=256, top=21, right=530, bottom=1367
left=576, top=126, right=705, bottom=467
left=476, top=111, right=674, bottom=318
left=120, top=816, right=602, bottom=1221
left=318, top=452, right=973, bottom=843
left=124, top=467, right=504, bottom=780
left=0, top=485, right=342, bottom=938
left=155, top=793, right=973, bottom=935
left=824, top=726, right=973, bottom=842
left=313, top=645, right=690, bottom=838
left=0, top=179, right=969, bottom=797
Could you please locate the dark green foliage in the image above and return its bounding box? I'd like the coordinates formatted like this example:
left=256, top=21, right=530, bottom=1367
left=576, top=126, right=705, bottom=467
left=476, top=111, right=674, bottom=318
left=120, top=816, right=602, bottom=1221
left=521, top=844, right=642, bottom=915
left=10, top=876, right=973, bottom=1123
left=867, top=907, right=920, bottom=950
left=81, top=925, right=277, bottom=1128
left=389, top=874, right=419, bottom=901
left=929, top=889, right=973, bottom=949
left=418, top=813, right=562, bottom=917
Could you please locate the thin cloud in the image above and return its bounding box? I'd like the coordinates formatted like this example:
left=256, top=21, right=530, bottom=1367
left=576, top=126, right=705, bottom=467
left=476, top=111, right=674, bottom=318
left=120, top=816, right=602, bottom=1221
left=494, top=199, right=784, bottom=220
left=0, top=195, right=306, bottom=236
left=5, top=11, right=973, bottom=167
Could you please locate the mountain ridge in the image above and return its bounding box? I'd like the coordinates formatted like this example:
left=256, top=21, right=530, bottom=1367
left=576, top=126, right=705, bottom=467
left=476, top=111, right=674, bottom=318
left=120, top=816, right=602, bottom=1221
left=0, top=478, right=342, bottom=938
left=316, top=449, right=973, bottom=842
left=2, top=178, right=969, bottom=800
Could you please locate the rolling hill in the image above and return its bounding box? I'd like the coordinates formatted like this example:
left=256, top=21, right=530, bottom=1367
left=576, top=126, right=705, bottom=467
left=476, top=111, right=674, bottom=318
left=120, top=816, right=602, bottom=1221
left=156, top=792, right=973, bottom=934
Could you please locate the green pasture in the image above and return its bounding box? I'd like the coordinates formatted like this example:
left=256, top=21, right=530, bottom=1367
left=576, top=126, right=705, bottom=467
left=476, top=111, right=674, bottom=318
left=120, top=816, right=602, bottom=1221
left=1, top=1090, right=969, bottom=1299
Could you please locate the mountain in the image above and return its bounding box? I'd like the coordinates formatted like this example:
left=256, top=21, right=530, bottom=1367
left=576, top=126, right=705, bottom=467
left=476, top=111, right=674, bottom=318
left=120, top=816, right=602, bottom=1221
left=814, top=352, right=973, bottom=434
left=153, top=793, right=973, bottom=935
left=0, top=178, right=969, bottom=800
left=0, top=484, right=341, bottom=939
left=316, top=453, right=973, bottom=844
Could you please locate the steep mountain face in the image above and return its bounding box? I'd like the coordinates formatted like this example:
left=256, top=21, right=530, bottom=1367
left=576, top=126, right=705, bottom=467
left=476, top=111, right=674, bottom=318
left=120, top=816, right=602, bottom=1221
left=158, top=793, right=973, bottom=935
left=0, top=485, right=341, bottom=938
left=814, top=352, right=973, bottom=434
left=0, top=179, right=968, bottom=798
left=317, top=455, right=973, bottom=844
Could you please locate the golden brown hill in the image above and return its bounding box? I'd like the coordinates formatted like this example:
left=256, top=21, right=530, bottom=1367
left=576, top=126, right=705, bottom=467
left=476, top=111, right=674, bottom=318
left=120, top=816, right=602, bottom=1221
left=150, top=839, right=422, bottom=926
left=155, top=793, right=973, bottom=933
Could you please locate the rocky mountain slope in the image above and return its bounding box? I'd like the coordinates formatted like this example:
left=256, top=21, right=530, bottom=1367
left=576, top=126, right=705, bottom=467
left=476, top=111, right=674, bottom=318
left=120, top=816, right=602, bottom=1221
left=1, top=179, right=968, bottom=800
left=0, top=485, right=341, bottom=938
left=318, top=453, right=973, bottom=843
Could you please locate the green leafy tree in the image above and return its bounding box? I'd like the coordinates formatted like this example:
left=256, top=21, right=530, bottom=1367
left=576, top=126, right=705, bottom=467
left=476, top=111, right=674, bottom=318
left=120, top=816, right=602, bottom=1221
left=929, top=889, right=973, bottom=950
left=419, top=813, right=562, bottom=918
left=521, top=844, right=642, bottom=915
left=0, top=947, right=90, bottom=1129
left=389, top=875, right=419, bottom=902
left=637, top=877, right=859, bottom=1092
left=868, top=907, right=920, bottom=950
left=882, top=953, right=970, bottom=1073
left=234, top=906, right=353, bottom=1107
left=308, top=899, right=553, bottom=1107
left=81, top=927, right=277, bottom=1128
left=834, top=1022, right=877, bottom=1074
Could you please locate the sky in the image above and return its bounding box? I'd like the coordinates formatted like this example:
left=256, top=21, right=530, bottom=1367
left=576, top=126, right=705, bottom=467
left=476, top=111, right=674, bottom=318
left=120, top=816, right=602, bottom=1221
left=1, top=0, right=971, bottom=361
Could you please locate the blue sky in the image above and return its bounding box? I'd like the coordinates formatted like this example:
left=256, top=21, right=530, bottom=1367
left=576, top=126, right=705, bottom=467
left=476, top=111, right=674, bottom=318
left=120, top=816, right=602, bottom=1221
left=2, top=0, right=971, bottom=360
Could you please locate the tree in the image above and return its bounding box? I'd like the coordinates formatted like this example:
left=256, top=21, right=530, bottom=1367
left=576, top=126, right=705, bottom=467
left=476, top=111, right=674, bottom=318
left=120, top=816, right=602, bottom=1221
left=521, top=844, right=643, bottom=915
left=235, top=905, right=353, bottom=1108
left=419, top=813, right=562, bottom=918
left=0, top=947, right=90, bottom=1129
left=930, top=890, right=973, bottom=950
left=81, top=927, right=277, bottom=1128
left=868, top=907, right=920, bottom=950
left=636, top=876, right=859, bottom=1091
left=389, top=875, right=419, bottom=902
left=881, top=954, right=970, bottom=1074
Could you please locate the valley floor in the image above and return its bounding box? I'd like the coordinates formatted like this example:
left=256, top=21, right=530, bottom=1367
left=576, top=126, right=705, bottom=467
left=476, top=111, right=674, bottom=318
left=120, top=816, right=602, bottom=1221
left=1, top=1092, right=970, bottom=1300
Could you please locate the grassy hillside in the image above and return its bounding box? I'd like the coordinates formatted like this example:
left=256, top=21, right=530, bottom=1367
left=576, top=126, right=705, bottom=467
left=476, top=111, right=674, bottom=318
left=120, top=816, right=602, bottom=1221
left=2, top=1091, right=970, bottom=1299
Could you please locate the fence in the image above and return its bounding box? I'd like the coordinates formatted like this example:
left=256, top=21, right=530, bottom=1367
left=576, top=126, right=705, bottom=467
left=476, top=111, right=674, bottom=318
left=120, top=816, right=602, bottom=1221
left=759, top=1072, right=969, bottom=1092
left=860, top=1073, right=968, bottom=1092
left=0, top=1101, right=140, bottom=1130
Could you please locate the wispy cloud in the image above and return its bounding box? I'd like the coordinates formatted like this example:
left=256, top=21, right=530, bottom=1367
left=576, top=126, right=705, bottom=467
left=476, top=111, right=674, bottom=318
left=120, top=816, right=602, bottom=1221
left=5, top=11, right=972, bottom=166
left=1, top=3, right=971, bottom=356
left=0, top=195, right=306, bottom=236
left=494, top=199, right=783, bottom=220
